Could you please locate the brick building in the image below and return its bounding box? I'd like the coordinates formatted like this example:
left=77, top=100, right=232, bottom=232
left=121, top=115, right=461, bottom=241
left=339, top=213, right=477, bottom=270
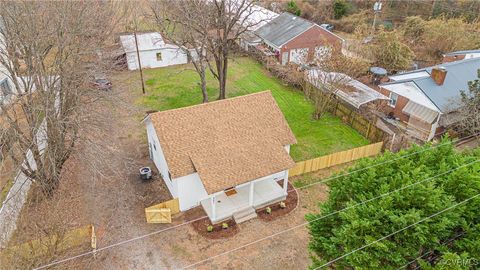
left=254, top=12, right=344, bottom=65
left=378, top=58, right=480, bottom=141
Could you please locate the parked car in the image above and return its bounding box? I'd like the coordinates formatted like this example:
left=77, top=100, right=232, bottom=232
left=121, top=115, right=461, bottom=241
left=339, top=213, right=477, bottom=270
left=320, top=24, right=334, bottom=31
left=92, top=78, right=112, bottom=91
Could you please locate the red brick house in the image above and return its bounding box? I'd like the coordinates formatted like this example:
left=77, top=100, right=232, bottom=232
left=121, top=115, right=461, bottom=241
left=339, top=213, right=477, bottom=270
left=254, top=12, right=344, bottom=65
left=378, top=58, right=480, bottom=141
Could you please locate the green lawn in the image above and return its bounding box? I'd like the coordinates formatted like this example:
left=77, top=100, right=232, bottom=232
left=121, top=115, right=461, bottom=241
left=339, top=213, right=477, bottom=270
left=138, top=57, right=369, bottom=161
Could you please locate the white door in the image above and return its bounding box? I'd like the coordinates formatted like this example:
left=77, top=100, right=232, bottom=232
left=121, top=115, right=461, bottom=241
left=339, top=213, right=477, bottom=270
left=315, top=46, right=332, bottom=61
left=281, top=51, right=289, bottom=65
left=290, top=48, right=309, bottom=65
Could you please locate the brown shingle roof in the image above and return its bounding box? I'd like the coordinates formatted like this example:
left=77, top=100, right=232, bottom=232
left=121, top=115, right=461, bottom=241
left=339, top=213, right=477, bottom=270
left=149, top=91, right=297, bottom=194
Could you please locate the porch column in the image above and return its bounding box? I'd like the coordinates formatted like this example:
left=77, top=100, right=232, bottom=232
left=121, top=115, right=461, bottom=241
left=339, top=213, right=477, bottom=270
left=211, top=195, right=216, bottom=220
left=249, top=181, right=254, bottom=206
left=283, top=172, right=289, bottom=194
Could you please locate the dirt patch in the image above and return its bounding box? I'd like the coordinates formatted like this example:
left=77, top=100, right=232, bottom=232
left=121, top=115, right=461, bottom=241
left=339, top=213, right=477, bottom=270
left=191, top=217, right=239, bottom=240
left=257, top=182, right=298, bottom=222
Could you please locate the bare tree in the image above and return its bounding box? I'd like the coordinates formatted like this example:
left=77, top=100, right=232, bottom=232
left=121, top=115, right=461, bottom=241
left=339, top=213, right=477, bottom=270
left=149, top=0, right=270, bottom=100
left=304, top=52, right=370, bottom=119
left=0, top=1, right=119, bottom=196
left=150, top=0, right=211, bottom=102
left=205, top=0, right=261, bottom=100
left=457, top=70, right=480, bottom=136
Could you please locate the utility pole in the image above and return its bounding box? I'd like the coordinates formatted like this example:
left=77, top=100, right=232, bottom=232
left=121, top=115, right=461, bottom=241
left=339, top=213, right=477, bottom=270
left=371, top=1, right=382, bottom=37
left=133, top=30, right=146, bottom=94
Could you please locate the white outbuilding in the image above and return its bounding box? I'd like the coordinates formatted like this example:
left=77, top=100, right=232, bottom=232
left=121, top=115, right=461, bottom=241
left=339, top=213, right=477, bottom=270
left=120, top=32, right=195, bottom=70
left=144, top=91, right=297, bottom=224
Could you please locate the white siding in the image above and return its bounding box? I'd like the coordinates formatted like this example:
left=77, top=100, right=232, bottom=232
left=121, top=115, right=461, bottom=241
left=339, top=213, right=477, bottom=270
left=146, top=118, right=208, bottom=210
left=176, top=173, right=209, bottom=211
left=145, top=122, right=294, bottom=214
left=126, top=48, right=192, bottom=71
left=145, top=119, right=178, bottom=197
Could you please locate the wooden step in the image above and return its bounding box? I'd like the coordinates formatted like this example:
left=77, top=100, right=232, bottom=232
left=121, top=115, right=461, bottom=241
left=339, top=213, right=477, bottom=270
left=233, top=207, right=257, bottom=224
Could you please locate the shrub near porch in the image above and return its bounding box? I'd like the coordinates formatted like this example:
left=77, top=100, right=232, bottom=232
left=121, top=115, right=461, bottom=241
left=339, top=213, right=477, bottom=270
left=138, top=57, right=369, bottom=161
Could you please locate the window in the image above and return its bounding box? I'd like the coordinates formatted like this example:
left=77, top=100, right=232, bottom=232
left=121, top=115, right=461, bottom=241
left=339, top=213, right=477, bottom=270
left=156, top=52, right=162, bottom=61
left=168, top=171, right=172, bottom=180
left=389, top=92, right=398, bottom=107
left=153, top=142, right=157, bottom=151
left=0, top=79, right=11, bottom=97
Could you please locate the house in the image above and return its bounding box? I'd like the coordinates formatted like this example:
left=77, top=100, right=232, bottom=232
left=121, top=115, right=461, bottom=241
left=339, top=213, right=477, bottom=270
left=378, top=58, right=480, bottom=141
left=0, top=66, right=12, bottom=105
left=144, top=91, right=297, bottom=224
left=119, top=32, right=196, bottom=71
left=238, top=4, right=279, bottom=50
left=443, top=49, right=480, bottom=63
left=254, top=12, right=344, bottom=65
left=0, top=29, right=12, bottom=105
left=306, top=69, right=389, bottom=109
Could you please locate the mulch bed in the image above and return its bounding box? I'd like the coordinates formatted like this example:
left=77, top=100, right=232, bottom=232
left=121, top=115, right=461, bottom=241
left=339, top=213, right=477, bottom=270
left=256, top=181, right=298, bottom=222
left=191, top=217, right=239, bottom=240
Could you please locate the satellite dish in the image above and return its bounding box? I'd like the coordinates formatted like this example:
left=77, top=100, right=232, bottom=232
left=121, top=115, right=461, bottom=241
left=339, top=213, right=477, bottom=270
left=370, top=67, right=387, bottom=76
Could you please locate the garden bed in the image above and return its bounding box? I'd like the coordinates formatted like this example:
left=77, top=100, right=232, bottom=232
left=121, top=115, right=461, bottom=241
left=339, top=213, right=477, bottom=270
left=191, top=217, right=239, bottom=240
left=256, top=182, right=298, bottom=222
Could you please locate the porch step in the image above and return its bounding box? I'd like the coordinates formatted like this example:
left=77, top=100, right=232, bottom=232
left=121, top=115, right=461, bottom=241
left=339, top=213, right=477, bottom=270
left=233, top=207, right=257, bottom=224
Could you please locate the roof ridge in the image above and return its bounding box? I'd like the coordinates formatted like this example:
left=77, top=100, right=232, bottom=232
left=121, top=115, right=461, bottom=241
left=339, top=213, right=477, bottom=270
left=388, top=57, right=480, bottom=77
left=444, top=49, right=480, bottom=56
left=435, top=56, right=480, bottom=67
left=150, top=90, right=273, bottom=115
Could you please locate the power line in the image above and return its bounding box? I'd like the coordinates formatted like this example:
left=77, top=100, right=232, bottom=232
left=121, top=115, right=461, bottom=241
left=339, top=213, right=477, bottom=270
left=292, top=131, right=477, bottom=191
left=397, top=231, right=466, bottom=270
left=178, top=159, right=479, bottom=269
left=31, top=133, right=478, bottom=270
left=314, top=193, right=480, bottom=269
left=33, top=215, right=208, bottom=270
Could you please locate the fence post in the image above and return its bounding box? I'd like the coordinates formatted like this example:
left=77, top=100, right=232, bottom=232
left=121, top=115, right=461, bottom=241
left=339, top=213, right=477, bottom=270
left=366, top=121, right=372, bottom=139
left=333, top=100, right=339, bottom=116
left=91, top=225, right=97, bottom=259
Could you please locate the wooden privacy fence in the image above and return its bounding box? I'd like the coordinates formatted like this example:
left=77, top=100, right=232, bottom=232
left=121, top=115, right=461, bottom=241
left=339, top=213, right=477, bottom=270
left=331, top=102, right=387, bottom=143
left=289, top=142, right=383, bottom=176
left=303, top=82, right=389, bottom=143
left=145, top=198, right=180, bottom=224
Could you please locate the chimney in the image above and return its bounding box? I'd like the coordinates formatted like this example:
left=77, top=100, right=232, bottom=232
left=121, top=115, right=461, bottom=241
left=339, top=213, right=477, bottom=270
left=431, top=67, right=447, bottom=85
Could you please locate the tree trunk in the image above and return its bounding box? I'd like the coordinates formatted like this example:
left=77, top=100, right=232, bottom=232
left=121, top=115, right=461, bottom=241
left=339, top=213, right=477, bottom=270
left=217, top=49, right=228, bottom=100
left=200, top=72, right=208, bottom=103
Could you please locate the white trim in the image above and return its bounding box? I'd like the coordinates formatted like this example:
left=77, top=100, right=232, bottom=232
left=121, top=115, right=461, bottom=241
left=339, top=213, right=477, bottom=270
left=381, top=82, right=441, bottom=112
left=263, top=39, right=280, bottom=51
left=211, top=195, right=216, bottom=220
left=276, top=25, right=315, bottom=48
left=316, top=24, right=345, bottom=43
left=388, top=92, right=398, bottom=108
left=249, top=182, right=254, bottom=206
left=427, top=114, right=441, bottom=141
left=276, top=24, right=344, bottom=48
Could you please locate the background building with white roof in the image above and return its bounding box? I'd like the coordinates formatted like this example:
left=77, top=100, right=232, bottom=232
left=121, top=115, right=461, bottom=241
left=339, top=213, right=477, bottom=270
left=120, top=32, right=196, bottom=70
left=378, top=58, right=480, bottom=141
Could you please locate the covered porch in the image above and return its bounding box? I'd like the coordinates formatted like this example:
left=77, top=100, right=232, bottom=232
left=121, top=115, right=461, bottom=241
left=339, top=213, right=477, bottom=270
left=200, top=176, right=288, bottom=224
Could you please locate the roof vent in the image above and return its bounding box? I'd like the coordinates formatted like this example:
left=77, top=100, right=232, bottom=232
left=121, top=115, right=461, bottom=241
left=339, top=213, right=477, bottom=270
left=431, top=66, right=447, bottom=85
